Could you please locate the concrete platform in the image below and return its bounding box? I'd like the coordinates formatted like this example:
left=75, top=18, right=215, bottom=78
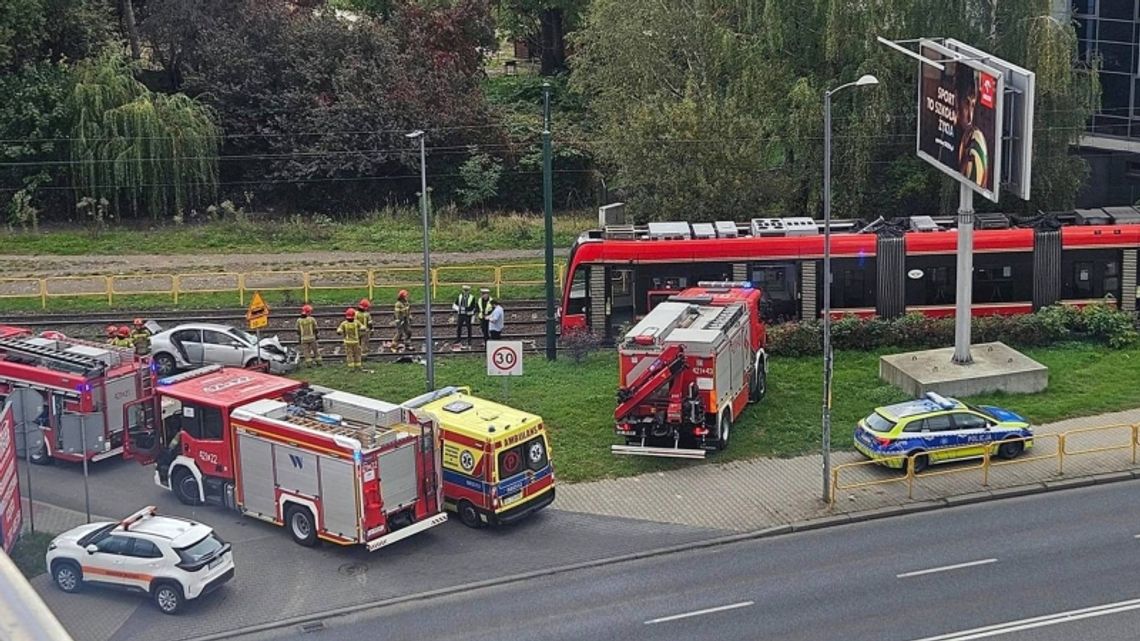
left=879, top=342, right=1048, bottom=397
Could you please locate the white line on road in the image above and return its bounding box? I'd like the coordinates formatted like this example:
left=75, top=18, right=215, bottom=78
left=1133, top=534, right=1140, bottom=539
left=896, top=558, right=997, bottom=579
left=644, top=601, right=754, bottom=625
left=910, top=597, right=1140, bottom=641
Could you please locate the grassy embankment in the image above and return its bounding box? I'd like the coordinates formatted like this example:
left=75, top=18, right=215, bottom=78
left=298, top=343, right=1140, bottom=483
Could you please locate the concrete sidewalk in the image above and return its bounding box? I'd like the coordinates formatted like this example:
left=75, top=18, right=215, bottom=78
left=555, top=408, right=1140, bottom=531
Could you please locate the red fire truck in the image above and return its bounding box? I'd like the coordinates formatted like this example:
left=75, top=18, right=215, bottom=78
left=0, top=326, right=157, bottom=465
left=139, top=366, right=447, bottom=550
left=613, top=282, right=767, bottom=458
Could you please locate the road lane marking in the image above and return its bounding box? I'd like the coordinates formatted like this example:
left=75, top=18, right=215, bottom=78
left=644, top=601, right=754, bottom=625
left=1133, top=534, right=1140, bottom=539
left=910, top=597, right=1140, bottom=641
left=896, top=558, right=997, bottom=579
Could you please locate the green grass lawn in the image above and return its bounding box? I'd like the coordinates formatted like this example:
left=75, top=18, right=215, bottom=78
left=297, top=342, right=1140, bottom=483
left=2, top=209, right=592, bottom=256
left=9, top=531, right=55, bottom=579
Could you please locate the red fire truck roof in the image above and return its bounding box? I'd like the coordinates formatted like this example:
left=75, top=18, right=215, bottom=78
left=157, top=366, right=302, bottom=408
left=0, top=326, right=28, bottom=339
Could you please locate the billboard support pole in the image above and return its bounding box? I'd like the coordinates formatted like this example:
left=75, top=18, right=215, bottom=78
left=953, top=182, right=975, bottom=365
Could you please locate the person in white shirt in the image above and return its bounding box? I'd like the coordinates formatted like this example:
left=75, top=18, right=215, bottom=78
left=487, top=299, right=505, bottom=339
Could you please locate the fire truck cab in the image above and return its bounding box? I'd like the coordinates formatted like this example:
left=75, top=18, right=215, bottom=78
left=0, top=326, right=157, bottom=465
left=148, top=366, right=447, bottom=550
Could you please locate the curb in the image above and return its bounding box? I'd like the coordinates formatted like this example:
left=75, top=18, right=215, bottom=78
left=187, top=470, right=1140, bottom=641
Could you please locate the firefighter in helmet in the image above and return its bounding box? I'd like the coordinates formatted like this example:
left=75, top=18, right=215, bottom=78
left=113, top=326, right=132, bottom=348
left=336, top=307, right=363, bottom=369
left=105, top=325, right=119, bottom=345
left=297, top=304, right=321, bottom=366
left=392, top=290, right=412, bottom=351
left=355, top=298, right=373, bottom=355
left=129, top=318, right=152, bottom=357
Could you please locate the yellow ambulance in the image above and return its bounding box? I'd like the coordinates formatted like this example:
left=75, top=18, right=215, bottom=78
left=403, top=386, right=555, bottom=528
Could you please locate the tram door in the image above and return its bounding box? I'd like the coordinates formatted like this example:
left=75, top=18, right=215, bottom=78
left=751, top=263, right=800, bottom=323
left=609, top=268, right=636, bottom=336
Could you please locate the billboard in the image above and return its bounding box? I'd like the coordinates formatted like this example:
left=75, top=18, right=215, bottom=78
left=944, top=38, right=1036, bottom=201
left=917, top=39, right=1005, bottom=203
left=0, top=401, right=23, bottom=553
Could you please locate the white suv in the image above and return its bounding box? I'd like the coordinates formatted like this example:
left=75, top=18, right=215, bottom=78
left=46, top=506, right=234, bottom=614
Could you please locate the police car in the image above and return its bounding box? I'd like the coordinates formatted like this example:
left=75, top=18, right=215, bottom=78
left=853, top=392, right=1032, bottom=472
left=45, top=506, right=234, bottom=614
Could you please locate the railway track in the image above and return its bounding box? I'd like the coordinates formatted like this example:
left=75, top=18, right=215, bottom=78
left=2, top=299, right=570, bottom=357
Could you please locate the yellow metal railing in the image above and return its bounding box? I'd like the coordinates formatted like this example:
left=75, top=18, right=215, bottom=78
left=831, top=424, right=1137, bottom=507
left=1, top=262, right=565, bottom=308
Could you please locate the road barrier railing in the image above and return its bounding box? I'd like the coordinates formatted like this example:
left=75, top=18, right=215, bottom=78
left=831, top=425, right=1136, bottom=507
left=2, top=262, right=564, bottom=309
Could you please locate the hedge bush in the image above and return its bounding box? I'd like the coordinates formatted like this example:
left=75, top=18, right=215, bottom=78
left=767, top=304, right=1138, bottom=357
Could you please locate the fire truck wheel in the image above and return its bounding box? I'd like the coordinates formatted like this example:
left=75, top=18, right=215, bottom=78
left=749, top=367, right=767, bottom=403
left=457, top=500, right=485, bottom=529
left=29, top=437, right=52, bottom=465
left=286, top=505, right=319, bottom=546
left=716, top=412, right=732, bottom=451
left=172, top=469, right=203, bottom=506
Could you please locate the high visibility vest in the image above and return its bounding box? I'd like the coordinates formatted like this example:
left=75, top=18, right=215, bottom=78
left=476, top=298, right=493, bottom=320
left=455, top=294, right=473, bottom=315
left=337, top=320, right=360, bottom=344
left=297, top=316, right=318, bottom=341
left=356, top=310, right=372, bottom=331
left=394, top=301, right=411, bottom=322
left=131, top=329, right=151, bottom=350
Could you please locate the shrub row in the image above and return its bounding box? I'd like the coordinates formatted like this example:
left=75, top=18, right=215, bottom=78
left=767, top=304, right=1139, bottom=357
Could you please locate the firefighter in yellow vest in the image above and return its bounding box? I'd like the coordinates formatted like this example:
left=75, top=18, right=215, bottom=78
left=391, top=290, right=412, bottom=351
left=356, top=298, right=373, bottom=355
left=297, top=304, right=322, bottom=366
left=105, top=325, right=119, bottom=346
left=114, top=326, right=133, bottom=348
left=130, top=318, right=152, bottom=356
left=337, top=307, right=363, bottom=369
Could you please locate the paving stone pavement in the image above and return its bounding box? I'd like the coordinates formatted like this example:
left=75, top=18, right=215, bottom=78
left=555, top=407, right=1140, bottom=531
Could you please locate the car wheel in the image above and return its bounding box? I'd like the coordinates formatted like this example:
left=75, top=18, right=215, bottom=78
left=286, top=505, right=318, bottom=546
left=152, top=582, right=184, bottom=615
left=749, top=365, right=767, bottom=403
left=52, top=561, right=82, bottom=593
left=910, top=452, right=929, bottom=474
left=716, top=412, right=732, bottom=451
left=997, top=439, right=1024, bottom=460
left=153, top=353, right=177, bottom=376
left=172, top=469, right=202, bottom=506
left=29, top=435, right=52, bottom=466
left=457, top=500, right=485, bottom=529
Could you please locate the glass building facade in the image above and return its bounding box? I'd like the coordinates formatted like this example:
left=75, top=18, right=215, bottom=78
left=1075, top=0, right=1139, bottom=139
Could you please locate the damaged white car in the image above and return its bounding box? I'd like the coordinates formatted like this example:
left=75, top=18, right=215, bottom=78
left=149, top=323, right=298, bottom=376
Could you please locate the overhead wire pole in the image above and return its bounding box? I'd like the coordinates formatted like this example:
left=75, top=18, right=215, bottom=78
left=407, top=130, right=434, bottom=390
left=542, top=82, right=557, bottom=361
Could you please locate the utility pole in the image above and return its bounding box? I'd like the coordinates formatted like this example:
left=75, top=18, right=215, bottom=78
left=542, top=82, right=557, bottom=361
left=406, top=130, right=434, bottom=390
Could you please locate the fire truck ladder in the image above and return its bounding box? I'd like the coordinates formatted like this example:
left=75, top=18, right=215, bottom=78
left=705, top=305, right=743, bottom=332
left=0, top=337, right=106, bottom=377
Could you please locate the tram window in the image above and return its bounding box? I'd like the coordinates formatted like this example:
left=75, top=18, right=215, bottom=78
left=567, top=267, right=589, bottom=315
left=1103, top=257, right=1121, bottom=294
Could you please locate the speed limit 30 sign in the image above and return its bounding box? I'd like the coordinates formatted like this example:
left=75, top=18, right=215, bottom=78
left=486, top=341, right=523, bottom=376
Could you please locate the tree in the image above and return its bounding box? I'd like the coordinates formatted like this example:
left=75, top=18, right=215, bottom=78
left=571, top=0, right=1098, bottom=222
left=497, top=0, right=586, bottom=75
left=66, top=53, right=219, bottom=219
left=140, top=0, right=500, bottom=211
left=456, top=150, right=503, bottom=223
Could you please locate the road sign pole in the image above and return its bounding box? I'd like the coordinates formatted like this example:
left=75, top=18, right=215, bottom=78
left=542, top=82, right=557, bottom=362
left=80, top=418, right=90, bottom=524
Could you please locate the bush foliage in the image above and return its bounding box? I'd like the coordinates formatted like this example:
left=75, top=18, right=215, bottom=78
left=767, top=304, right=1139, bottom=357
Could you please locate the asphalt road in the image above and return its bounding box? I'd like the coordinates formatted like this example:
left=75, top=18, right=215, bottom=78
left=18, top=457, right=720, bottom=641
left=236, top=480, right=1140, bottom=641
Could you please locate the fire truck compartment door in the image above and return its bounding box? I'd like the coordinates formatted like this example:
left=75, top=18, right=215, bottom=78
left=318, top=457, right=358, bottom=539
left=6, top=387, right=44, bottom=457
left=59, top=413, right=104, bottom=455
left=103, top=375, right=137, bottom=436
left=236, top=432, right=276, bottom=518
left=274, top=444, right=319, bottom=496
left=378, top=443, right=418, bottom=510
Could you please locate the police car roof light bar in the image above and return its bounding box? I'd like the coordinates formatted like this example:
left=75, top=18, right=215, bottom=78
left=924, top=391, right=957, bottom=410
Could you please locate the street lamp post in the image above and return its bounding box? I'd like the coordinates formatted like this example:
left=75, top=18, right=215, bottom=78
left=822, top=74, right=878, bottom=504
left=406, top=130, right=434, bottom=391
